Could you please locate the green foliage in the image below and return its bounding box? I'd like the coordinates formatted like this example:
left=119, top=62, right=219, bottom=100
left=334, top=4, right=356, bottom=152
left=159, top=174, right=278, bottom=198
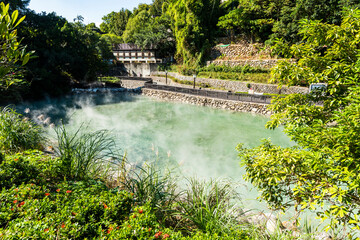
left=1, top=0, right=30, bottom=12
left=0, top=3, right=33, bottom=94
left=238, top=9, right=360, bottom=235
left=100, top=9, right=132, bottom=36
left=0, top=150, right=60, bottom=189
left=218, top=0, right=276, bottom=42
left=199, top=64, right=269, bottom=74
left=55, top=124, right=121, bottom=181
left=0, top=107, right=44, bottom=153
left=271, top=0, right=360, bottom=44
left=167, top=0, right=222, bottom=64
left=197, top=72, right=270, bottom=84
left=122, top=4, right=175, bottom=58
left=177, top=178, right=243, bottom=235
left=0, top=182, right=133, bottom=239
left=18, top=11, right=114, bottom=98
left=120, top=162, right=178, bottom=226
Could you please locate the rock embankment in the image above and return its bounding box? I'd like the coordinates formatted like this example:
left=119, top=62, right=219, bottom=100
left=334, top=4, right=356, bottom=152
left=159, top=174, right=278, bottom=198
left=142, top=88, right=271, bottom=115
left=210, top=42, right=272, bottom=60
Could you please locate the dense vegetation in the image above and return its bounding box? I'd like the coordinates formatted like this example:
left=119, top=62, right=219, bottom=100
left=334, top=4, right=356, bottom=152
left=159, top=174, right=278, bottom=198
left=0, top=106, right=287, bottom=239
left=2, top=0, right=360, bottom=101
left=1, top=0, right=360, bottom=238
left=238, top=8, right=360, bottom=238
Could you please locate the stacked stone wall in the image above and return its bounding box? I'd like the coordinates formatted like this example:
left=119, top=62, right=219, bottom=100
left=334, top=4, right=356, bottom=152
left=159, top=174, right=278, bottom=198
left=210, top=43, right=272, bottom=60
left=142, top=88, right=271, bottom=115
left=206, top=59, right=293, bottom=69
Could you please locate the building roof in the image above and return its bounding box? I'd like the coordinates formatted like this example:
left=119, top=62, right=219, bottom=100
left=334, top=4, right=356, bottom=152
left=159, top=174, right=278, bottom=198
left=113, top=43, right=156, bottom=51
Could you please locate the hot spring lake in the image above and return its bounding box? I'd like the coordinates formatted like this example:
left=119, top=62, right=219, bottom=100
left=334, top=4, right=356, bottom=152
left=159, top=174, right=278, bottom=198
left=17, top=92, right=293, bottom=211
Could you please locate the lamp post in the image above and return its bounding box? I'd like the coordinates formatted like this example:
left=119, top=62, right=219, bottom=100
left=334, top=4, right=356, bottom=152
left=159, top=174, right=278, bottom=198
left=165, top=70, right=168, bottom=85
left=193, top=74, right=196, bottom=89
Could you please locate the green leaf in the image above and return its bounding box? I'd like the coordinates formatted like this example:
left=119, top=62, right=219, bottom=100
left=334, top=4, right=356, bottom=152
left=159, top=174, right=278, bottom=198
left=22, top=53, right=30, bottom=66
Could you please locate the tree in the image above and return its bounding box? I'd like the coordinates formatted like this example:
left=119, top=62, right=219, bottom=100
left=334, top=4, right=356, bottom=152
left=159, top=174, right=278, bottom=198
left=122, top=3, right=175, bottom=58
left=0, top=2, right=32, bottom=91
left=100, top=9, right=132, bottom=36
left=237, top=9, right=360, bottom=235
left=218, top=0, right=281, bottom=43
left=167, top=0, right=221, bottom=65
left=1, top=0, right=30, bottom=12
left=271, top=0, right=360, bottom=43
left=18, top=11, right=113, bottom=98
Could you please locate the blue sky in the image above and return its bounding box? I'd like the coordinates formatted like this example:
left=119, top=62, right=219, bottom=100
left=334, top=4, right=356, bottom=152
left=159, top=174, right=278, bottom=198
left=28, top=0, right=153, bottom=27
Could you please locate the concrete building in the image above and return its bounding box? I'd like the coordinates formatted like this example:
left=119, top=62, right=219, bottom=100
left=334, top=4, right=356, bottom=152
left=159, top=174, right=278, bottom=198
left=112, top=43, right=161, bottom=76
left=113, top=43, right=162, bottom=63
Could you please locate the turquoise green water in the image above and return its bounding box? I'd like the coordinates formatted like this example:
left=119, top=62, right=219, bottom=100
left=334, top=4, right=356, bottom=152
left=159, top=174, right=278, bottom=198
left=18, top=92, right=293, bottom=210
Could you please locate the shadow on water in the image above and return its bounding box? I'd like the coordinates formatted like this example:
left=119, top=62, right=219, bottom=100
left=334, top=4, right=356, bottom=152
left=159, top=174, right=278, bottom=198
left=14, top=92, right=141, bottom=125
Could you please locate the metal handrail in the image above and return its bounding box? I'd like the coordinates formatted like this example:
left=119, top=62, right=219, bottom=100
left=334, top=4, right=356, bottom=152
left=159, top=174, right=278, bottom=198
left=143, top=83, right=273, bottom=104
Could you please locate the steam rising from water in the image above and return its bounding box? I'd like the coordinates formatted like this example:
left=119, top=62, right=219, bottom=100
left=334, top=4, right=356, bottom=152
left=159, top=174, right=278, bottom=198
left=17, top=92, right=293, bottom=210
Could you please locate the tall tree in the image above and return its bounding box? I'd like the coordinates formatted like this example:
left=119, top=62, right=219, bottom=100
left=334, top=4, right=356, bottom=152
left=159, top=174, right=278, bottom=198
left=271, top=0, right=360, bottom=43
left=167, top=0, right=221, bottom=65
left=100, top=8, right=132, bottom=36
left=18, top=11, right=113, bottom=98
left=218, top=0, right=283, bottom=42
left=122, top=3, right=175, bottom=58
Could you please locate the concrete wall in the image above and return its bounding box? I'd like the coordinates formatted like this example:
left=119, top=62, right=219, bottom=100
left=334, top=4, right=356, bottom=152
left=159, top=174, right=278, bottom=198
left=152, top=72, right=308, bottom=95
left=121, top=63, right=159, bottom=77
left=142, top=88, right=271, bottom=115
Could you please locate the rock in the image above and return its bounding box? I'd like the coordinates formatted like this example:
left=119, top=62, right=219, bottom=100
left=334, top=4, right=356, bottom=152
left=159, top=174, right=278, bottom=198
left=314, top=232, right=332, bottom=240
left=244, top=211, right=280, bottom=234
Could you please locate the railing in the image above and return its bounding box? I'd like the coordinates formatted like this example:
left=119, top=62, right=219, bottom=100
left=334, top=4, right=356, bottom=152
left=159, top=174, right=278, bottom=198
left=143, top=82, right=273, bottom=104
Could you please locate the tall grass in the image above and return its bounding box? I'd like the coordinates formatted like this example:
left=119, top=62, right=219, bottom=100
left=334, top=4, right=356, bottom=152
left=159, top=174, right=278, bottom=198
left=120, top=162, right=179, bottom=226
left=55, top=123, right=122, bottom=181
left=0, top=106, right=44, bottom=153
left=177, top=178, right=244, bottom=235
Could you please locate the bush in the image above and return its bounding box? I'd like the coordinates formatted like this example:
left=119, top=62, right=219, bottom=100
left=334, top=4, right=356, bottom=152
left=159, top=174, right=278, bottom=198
left=0, top=182, right=133, bottom=239
left=198, top=64, right=269, bottom=74
left=0, top=150, right=61, bottom=189
left=0, top=107, right=44, bottom=153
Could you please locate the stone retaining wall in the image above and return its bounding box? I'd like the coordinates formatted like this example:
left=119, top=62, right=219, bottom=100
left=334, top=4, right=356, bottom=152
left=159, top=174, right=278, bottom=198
left=211, top=43, right=272, bottom=60
left=152, top=72, right=308, bottom=95
left=142, top=88, right=271, bottom=115
left=206, top=59, right=289, bottom=69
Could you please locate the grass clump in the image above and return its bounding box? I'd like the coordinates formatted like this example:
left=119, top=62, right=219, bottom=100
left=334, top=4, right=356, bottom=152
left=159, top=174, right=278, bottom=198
left=55, top=123, right=122, bottom=181
left=177, top=178, right=244, bottom=235
left=0, top=107, right=44, bottom=153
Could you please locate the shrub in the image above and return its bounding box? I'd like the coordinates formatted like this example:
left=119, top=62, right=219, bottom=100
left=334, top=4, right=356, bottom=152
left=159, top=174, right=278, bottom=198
left=198, top=64, right=269, bottom=74
left=0, top=107, right=44, bottom=153
left=0, top=150, right=61, bottom=189
left=0, top=182, right=133, bottom=239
